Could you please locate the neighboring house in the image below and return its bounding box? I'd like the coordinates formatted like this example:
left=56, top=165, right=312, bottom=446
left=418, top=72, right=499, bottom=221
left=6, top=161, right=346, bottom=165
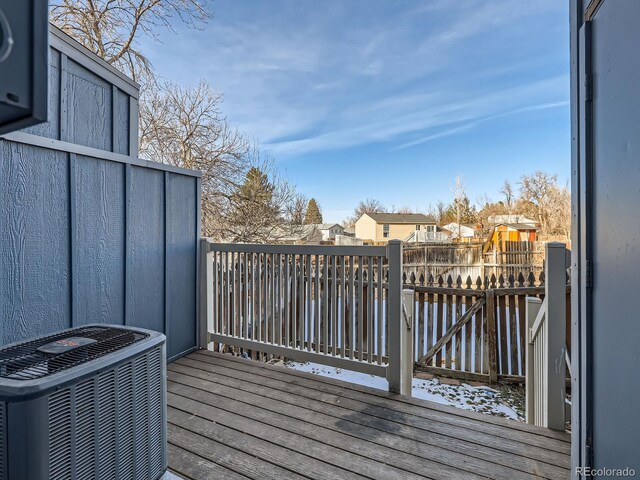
left=342, top=226, right=356, bottom=237
left=334, top=234, right=364, bottom=246
left=311, top=223, right=345, bottom=241
left=404, top=230, right=451, bottom=243
left=487, top=215, right=537, bottom=227
left=442, top=222, right=480, bottom=241
left=485, top=223, right=538, bottom=251
left=355, top=213, right=437, bottom=242
left=274, top=224, right=323, bottom=244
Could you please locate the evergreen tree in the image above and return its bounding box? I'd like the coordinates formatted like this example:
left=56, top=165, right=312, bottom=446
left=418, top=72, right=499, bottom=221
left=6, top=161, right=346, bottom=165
left=227, top=167, right=280, bottom=241
left=304, top=198, right=323, bottom=224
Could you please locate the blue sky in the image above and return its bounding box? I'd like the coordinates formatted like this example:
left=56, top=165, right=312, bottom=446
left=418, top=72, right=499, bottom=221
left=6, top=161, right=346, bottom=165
left=142, top=0, right=570, bottom=223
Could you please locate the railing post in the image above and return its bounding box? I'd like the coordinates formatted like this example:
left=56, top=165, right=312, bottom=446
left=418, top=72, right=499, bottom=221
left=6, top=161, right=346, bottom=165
left=545, top=242, right=567, bottom=430
left=199, top=238, right=213, bottom=350
left=525, top=296, right=543, bottom=425
left=387, top=240, right=412, bottom=396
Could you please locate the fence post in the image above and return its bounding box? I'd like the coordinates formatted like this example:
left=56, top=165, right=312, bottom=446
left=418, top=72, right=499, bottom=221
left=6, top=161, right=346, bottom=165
left=199, top=238, right=213, bottom=350
left=485, top=290, right=498, bottom=383
left=387, top=241, right=412, bottom=395
left=525, top=296, right=543, bottom=425
left=545, top=242, right=567, bottom=430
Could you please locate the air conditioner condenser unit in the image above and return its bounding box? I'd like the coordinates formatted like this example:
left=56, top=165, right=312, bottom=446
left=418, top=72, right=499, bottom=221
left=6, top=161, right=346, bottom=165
left=0, top=324, right=167, bottom=479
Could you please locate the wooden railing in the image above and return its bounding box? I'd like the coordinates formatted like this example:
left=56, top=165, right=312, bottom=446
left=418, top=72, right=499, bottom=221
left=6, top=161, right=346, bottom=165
left=525, top=242, right=568, bottom=430
left=199, top=240, right=414, bottom=394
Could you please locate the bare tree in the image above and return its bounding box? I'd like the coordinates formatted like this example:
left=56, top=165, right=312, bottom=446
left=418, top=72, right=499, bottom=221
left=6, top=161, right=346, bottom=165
left=500, top=180, right=515, bottom=214
left=50, top=0, right=212, bottom=82
left=286, top=193, right=308, bottom=226
left=547, top=185, right=571, bottom=239
left=50, top=1, right=302, bottom=242
left=519, top=171, right=558, bottom=235
left=344, top=198, right=385, bottom=227
left=139, top=80, right=253, bottom=237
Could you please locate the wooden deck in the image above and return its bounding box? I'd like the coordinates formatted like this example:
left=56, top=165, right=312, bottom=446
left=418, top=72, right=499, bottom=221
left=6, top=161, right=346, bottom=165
left=166, top=350, right=571, bottom=480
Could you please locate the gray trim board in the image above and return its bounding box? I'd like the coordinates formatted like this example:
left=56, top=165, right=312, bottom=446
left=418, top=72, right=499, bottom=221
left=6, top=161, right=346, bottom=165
left=69, top=152, right=77, bottom=328
left=50, top=25, right=140, bottom=98
left=0, top=132, right=201, bottom=177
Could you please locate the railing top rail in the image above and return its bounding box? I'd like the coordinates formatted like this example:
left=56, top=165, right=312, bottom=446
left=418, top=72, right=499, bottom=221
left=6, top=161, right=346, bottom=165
left=205, top=241, right=388, bottom=257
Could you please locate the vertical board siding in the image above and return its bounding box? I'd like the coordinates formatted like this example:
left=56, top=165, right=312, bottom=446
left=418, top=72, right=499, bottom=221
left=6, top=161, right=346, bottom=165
left=65, top=59, right=113, bottom=152
left=73, top=156, right=126, bottom=326
left=127, top=166, right=165, bottom=332
left=0, top=142, right=71, bottom=343
left=165, top=174, right=197, bottom=360
left=113, top=89, right=130, bottom=155
left=0, top=29, right=200, bottom=360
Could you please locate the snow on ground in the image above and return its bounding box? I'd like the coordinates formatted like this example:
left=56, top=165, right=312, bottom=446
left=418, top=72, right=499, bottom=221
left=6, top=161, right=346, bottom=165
left=284, top=361, right=523, bottom=420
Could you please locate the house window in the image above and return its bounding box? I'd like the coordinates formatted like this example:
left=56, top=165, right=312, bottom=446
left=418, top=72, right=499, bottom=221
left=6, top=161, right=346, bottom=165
left=416, top=225, right=421, bottom=231
left=383, top=224, right=390, bottom=238
left=426, top=225, right=436, bottom=233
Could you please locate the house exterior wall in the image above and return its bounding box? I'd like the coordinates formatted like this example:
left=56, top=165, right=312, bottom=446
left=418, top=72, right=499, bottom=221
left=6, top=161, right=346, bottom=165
left=355, top=215, right=437, bottom=242
left=490, top=226, right=537, bottom=247
left=377, top=223, right=420, bottom=241
left=0, top=27, right=201, bottom=361
left=355, top=215, right=377, bottom=241
left=319, top=225, right=344, bottom=241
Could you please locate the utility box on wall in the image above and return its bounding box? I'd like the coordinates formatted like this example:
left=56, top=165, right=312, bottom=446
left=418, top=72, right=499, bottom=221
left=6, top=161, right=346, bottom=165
left=0, top=0, right=49, bottom=134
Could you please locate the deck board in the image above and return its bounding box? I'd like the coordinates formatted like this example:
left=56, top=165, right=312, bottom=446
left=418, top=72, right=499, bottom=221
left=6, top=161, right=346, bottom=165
left=167, top=350, right=571, bottom=480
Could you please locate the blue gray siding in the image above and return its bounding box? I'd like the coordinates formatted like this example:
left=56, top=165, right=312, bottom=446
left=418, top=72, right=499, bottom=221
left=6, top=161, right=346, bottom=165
left=0, top=26, right=201, bottom=361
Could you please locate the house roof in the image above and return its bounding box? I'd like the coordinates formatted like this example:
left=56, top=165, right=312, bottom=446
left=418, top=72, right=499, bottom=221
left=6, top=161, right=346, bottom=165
left=497, top=223, right=538, bottom=231
left=274, top=224, right=322, bottom=241
left=442, top=222, right=477, bottom=237
left=488, top=215, right=536, bottom=226
left=362, top=213, right=436, bottom=224
left=312, top=223, right=343, bottom=230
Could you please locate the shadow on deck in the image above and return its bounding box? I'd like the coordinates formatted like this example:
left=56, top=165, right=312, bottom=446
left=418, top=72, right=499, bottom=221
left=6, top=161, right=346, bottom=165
left=166, top=350, right=570, bottom=480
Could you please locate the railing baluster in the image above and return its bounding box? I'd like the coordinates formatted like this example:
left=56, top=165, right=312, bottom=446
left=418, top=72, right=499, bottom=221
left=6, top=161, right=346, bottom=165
left=341, top=256, right=347, bottom=359
left=358, top=256, right=364, bottom=362
left=212, top=251, right=218, bottom=336
left=278, top=253, right=283, bottom=346
left=258, top=253, right=263, bottom=344
left=332, top=256, right=338, bottom=355
left=367, top=257, right=374, bottom=363
left=225, top=251, right=230, bottom=339
left=323, top=255, right=329, bottom=355
left=244, top=252, right=249, bottom=340
left=291, top=256, right=304, bottom=348
left=292, top=255, right=297, bottom=348
left=377, top=256, right=383, bottom=364
left=270, top=253, right=276, bottom=345
left=345, top=255, right=356, bottom=360
left=315, top=254, right=320, bottom=354
left=284, top=255, right=296, bottom=346
left=306, top=255, right=312, bottom=352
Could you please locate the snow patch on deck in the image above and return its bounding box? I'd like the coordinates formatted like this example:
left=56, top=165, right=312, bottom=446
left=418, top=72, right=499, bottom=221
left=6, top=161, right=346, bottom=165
left=284, top=361, right=523, bottom=420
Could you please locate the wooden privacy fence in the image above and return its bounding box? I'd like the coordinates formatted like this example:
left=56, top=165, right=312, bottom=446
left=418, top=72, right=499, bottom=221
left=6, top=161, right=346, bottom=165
left=403, top=241, right=544, bottom=281
left=405, top=266, right=570, bottom=383
left=200, top=240, right=414, bottom=394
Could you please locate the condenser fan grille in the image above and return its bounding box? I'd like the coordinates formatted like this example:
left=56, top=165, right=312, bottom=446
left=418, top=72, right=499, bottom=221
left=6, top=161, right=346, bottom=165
left=0, top=327, right=148, bottom=380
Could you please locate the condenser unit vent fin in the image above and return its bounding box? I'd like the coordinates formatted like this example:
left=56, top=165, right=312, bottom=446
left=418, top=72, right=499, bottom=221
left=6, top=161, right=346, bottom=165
left=0, top=327, right=148, bottom=380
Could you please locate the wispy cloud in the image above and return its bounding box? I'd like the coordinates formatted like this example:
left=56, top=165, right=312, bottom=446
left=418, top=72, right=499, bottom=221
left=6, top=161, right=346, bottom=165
left=146, top=0, right=568, bottom=159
